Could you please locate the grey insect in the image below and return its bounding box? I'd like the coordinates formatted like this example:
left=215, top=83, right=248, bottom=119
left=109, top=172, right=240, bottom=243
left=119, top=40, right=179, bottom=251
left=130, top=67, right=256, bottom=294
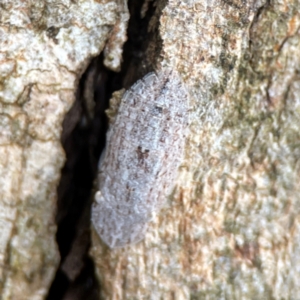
left=92, top=69, right=189, bottom=248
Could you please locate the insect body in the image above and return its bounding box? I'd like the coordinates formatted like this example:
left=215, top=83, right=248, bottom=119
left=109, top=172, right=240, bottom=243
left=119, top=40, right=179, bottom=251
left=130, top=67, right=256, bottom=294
left=92, top=69, right=188, bottom=248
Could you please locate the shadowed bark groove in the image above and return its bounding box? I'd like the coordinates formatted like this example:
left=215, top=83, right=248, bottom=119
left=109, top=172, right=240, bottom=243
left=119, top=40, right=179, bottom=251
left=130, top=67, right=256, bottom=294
left=47, top=0, right=159, bottom=298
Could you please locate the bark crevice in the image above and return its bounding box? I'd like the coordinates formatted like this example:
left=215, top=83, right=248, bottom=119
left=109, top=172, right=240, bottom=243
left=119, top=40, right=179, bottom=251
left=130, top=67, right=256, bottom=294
left=47, top=0, right=162, bottom=298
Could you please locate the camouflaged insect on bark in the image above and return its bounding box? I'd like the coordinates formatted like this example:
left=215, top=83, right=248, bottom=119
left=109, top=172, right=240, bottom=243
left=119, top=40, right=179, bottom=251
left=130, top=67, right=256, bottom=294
left=92, top=69, right=189, bottom=248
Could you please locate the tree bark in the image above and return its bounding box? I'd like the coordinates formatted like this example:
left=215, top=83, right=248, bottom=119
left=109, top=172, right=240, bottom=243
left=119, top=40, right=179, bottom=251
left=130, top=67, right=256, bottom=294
left=0, top=1, right=125, bottom=299
left=1, top=0, right=300, bottom=299
left=90, top=0, right=300, bottom=299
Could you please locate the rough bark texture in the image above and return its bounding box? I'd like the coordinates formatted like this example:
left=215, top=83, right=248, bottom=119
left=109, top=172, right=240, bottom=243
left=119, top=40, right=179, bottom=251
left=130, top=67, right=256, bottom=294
left=0, top=1, right=127, bottom=299
left=1, top=0, right=300, bottom=299
left=91, top=0, right=300, bottom=299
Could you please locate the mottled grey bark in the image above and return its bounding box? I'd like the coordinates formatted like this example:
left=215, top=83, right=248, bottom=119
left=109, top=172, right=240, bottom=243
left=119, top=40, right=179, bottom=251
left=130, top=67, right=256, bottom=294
left=0, top=1, right=128, bottom=299
left=90, top=0, right=300, bottom=299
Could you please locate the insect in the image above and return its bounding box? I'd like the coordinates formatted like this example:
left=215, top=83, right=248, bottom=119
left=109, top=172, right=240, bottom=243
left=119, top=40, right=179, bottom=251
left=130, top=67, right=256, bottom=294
left=92, top=69, right=189, bottom=248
